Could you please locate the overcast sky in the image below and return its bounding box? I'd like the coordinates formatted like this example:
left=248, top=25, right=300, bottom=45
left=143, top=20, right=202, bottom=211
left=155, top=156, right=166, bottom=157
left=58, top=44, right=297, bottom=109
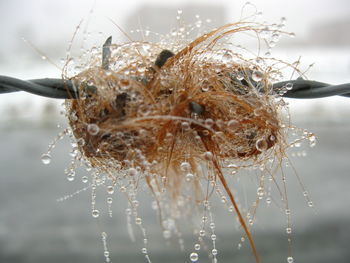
left=0, top=0, right=349, bottom=74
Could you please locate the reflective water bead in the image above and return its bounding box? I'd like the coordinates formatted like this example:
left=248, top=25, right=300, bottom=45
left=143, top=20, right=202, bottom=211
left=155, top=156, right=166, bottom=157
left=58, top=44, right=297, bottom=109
left=127, top=168, right=137, bottom=176
left=212, top=249, right=218, bottom=256
left=87, top=123, right=99, bottom=135
left=204, top=151, right=213, bottom=160
left=285, top=83, right=293, bottom=90
left=227, top=119, right=239, bottom=129
left=252, top=70, right=263, bottom=82
left=256, top=187, right=265, bottom=199
left=67, top=172, right=75, bottom=181
left=135, top=217, right=142, bottom=225
left=41, top=154, right=52, bottom=164
left=92, top=209, right=100, bottom=218
left=287, top=256, right=294, bottom=263
left=211, top=234, right=217, bottom=240
left=190, top=252, right=199, bottom=262
left=272, top=33, right=280, bottom=42
left=82, top=176, right=88, bottom=183
left=286, top=227, right=292, bottom=234
left=222, top=51, right=233, bottom=63
left=186, top=173, right=194, bottom=181
left=194, top=243, right=201, bottom=250
left=256, top=139, right=268, bottom=151
left=266, top=197, right=271, bottom=205
left=236, top=72, right=244, bottom=80
left=201, top=86, right=210, bottom=92
left=107, top=186, right=114, bottom=194
left=309, top=135, right=316, bottom=147
left=180, top=161, right=191, bottom=172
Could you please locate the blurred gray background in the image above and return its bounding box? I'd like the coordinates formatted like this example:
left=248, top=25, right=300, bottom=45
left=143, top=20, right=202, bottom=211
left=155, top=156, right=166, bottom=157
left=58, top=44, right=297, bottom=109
left=0, top=0, right=350, bottom=263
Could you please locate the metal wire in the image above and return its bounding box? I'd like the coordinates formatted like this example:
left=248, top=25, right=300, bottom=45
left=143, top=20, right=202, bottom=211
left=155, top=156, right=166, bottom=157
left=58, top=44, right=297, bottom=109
left=273, top=79, right=350, bottom=98
left=1, top=75, right=349, bottom=99
left=0, top=75, right=77, bottom=99
left=1, top=35, right=349, bottom=99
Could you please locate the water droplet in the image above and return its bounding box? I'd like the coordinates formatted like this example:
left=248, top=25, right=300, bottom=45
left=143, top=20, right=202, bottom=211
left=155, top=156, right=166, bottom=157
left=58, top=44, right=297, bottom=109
left=266, top=197, right=271, bottom=205
left=272, top=33, right=280, bottom=42
left=87, top=124, right=99, bottom=135
left=252, top=70, right=263, bottom=82
left=199, top=230, right=205, bottom=236
left=107, top=186, right=114, bottom=194
left=82, top=176, right=88, bottom=183
left=194, top=243, right=201, bottom=250
left=205, top=118, right=214, bottom=127
left=309, top=135, right=316, bottom=147
left=92, top=209, right=100, bottom=218
left=256, top=139, right=268, bottom=151
left=286, top=227, right=292, bottom=234
left=285, top=83, right=293, bottom=90
left=41, top=154, right=52, bottom=164
left=107, top=197, right=113, bottom=204
left=142, top=247, right=147, bottom=254
left=236, top=72, right=244, bottom=80
left=104, top=251, right=110, bottom=257
left=227, top=119, right=239, bottom=129
left=67, top=172, right=75, bottom=181
left=212, top=249, right=218, bottom=256
left=269, top=41, right=277, bottom=48
left=77, top=138, right=85, bottom=146
left=201, top=86, right=210, bottom=92
left=181, top=121, right=190, bottom=130
left=135, top=217, right=142, bottom=225
left=204, top=152, right=213, bottom=161
left=186, top=173, right=194, bottom=181
left=127, top=168, right=137, bottom=176
left=289, top=33, right=296, bottom=38
left=257, top=187, right=264, bottom=199
left=190, top=252, right=199, bottom=262
left=211, top=234, right=217, bottom=240
left=180, top=162, right=191, bottom=172
left=222, top=51, right=233, bottom=63
left=287, top=256, right=294, bottom=263
left=308, top=201, right=313, bottom=207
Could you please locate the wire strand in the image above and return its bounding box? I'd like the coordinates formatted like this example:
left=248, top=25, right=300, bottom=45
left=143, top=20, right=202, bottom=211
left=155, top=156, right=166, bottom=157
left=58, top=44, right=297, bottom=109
left=0, top=75, right=349, bottom=99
